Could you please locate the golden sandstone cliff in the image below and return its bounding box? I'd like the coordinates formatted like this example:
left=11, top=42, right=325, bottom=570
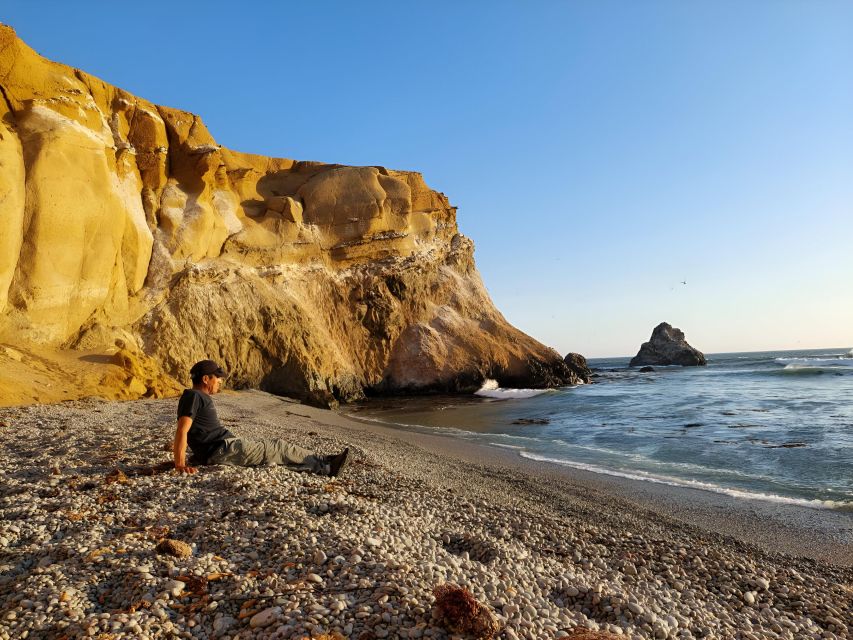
left=0, top=25, right=578, bottom=406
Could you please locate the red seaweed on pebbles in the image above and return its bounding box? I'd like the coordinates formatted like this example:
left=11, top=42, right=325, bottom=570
left=432, top=583, right=500, bottom=639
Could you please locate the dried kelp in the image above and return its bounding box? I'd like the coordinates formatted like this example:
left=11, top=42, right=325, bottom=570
left=432, top=583, right=499, bottom=639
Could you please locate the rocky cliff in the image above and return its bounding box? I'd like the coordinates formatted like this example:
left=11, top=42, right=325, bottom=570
left=0, top=25, right=577, bottom=406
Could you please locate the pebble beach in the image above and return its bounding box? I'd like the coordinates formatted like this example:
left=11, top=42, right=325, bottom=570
left=1, top=390, right=851, bottom=640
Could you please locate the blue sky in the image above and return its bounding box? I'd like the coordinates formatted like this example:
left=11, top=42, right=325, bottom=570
left=4, top=1, right=852, bottom=356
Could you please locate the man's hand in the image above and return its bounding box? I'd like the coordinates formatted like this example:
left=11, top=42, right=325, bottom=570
left=174, top=416, right=195, bottom=474
left=175, top=464, right=197, bottom=475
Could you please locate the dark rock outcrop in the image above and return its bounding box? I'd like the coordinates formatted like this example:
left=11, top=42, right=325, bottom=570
left=563, top=352, right=592, bottom=383
left=629, top=323, right=706, bottom=367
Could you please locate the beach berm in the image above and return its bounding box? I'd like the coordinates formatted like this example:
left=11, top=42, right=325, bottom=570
left=0, top=390, right=850, bottom=639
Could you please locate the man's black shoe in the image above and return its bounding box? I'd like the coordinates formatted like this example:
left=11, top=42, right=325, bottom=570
left=328, top=448, right=350, bottom=478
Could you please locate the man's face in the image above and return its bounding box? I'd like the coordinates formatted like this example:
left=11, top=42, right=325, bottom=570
left=204, top=374, right=223, bottom=394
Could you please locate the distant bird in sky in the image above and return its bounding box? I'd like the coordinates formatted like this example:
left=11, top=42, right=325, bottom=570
left=670, top=280, right=688, bottom=291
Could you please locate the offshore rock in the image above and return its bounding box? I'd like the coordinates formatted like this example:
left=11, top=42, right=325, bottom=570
left=0, top=24, right=576, bottom=406
left=630, top=323, right=706, bottom=367
left=564, top=352, right=592, bottom=383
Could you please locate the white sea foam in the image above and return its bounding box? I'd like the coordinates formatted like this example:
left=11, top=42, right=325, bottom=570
left=782, top=364, right=853, bottom=375
left=518, top=452, right=851, bottom=510
left=548, top=441, right=637, bottom=458
left=772, top=357, right=853, bottom=376
left=352, top=411, right=431, bottom=430
left=776, top=357, right=853, bottom=367
left=490, top=433, right=547, bottom=443
left=475, top=379, right=552, bottom=400
left=540, top=442, right=782, bottom=483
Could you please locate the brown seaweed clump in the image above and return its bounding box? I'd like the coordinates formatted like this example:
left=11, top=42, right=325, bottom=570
left=155, top=538, right=192, bottom=558
left=567, top=630, right=624, bottom=639
left=432, top=583, right=500, bottom=639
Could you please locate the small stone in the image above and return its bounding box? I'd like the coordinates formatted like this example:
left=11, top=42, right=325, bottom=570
left=366, top=537, right=381, bottom=547
left=628, top=602, right=644, bottom=616
left=249, top=606, right=281, bottom=629
left=213, top=615, right=236, bottom=636
left=743, top=591, right=756, bottom=605
left=307, top=573, right=323, bottom=584
left=313, top=550, right=327, bottom=565
left=164, top=580, right=186, bottom=597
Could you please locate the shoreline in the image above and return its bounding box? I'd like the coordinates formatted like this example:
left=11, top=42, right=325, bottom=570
left=1, top=390, right=851, bottom=640
left=325, top=399, right=853, bottom=568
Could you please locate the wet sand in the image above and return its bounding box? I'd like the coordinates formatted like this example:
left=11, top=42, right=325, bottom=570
left=279, top=393, right=853, bottom=568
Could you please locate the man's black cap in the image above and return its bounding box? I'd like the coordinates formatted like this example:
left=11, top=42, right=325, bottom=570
left=190, top=359, right=226, bottom=378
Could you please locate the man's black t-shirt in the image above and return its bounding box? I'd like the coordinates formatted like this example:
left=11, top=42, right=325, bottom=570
left=177, top=389, right=234, bottom=462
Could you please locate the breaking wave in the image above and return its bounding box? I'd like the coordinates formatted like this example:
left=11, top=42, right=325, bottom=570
left=518, top=452, right=851, bottom=510
left=474, top=379, right=553, bottom=400
left=776, top=356, right=853, bottom=365
left=773, top=356, right=853, bottom=375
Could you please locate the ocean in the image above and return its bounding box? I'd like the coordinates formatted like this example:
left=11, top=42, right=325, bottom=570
left=346, top=348, right=853, bottom=510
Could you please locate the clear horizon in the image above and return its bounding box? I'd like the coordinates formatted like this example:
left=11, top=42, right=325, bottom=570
left=3, top=1, right=851, bottom=358
left=588, top=344, right=852, bottom=361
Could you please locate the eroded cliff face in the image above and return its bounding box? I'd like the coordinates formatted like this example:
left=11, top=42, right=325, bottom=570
left=0, top=25, right=577, bottom=405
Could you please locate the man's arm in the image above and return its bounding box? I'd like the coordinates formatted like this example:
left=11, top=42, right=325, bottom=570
left=174, top=416, right=197, bottom=474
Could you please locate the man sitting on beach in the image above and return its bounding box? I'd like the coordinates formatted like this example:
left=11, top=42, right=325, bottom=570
left=173, top=359, right=349, bottom=477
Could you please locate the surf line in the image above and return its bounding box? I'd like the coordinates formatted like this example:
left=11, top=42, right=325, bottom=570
left=518, top=452, right=851, bottom=511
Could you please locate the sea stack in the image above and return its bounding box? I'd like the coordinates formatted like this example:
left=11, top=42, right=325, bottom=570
left=630, top=323, right=706, bottom=367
